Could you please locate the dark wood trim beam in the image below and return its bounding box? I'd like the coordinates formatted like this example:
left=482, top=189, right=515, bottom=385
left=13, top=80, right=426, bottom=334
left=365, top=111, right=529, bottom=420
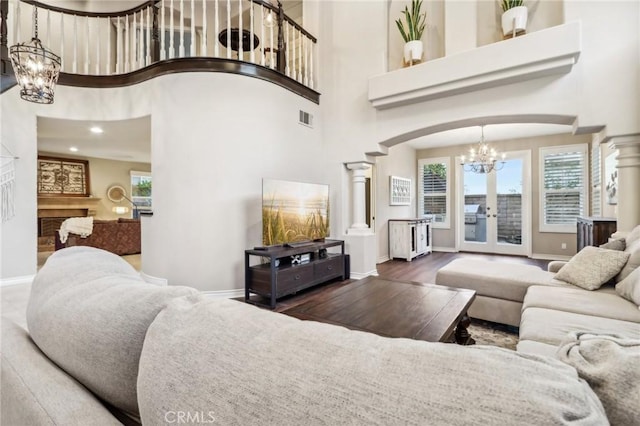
left=151, top=2, right=160, bottom=62
left=21, top=0, right=157, bottom=19
left=0, top=0, right=16, bottom=94
left=58, top=57, right=320, bottom=104
left=22, top=0, right=317, bottom=42
left=282, top=14, right=316, bottom=43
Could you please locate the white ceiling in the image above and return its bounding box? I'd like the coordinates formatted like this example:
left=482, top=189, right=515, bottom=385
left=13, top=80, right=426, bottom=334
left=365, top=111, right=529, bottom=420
left=38, top=116, right=151, bottom=163
left=36, top=118, right=575, bottom=164
left=406, top=123, right=575, bottom=150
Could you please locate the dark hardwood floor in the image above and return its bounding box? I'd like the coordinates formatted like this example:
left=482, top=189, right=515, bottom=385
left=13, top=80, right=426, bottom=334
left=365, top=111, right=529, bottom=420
left=268, top=251, right=550, bottom=313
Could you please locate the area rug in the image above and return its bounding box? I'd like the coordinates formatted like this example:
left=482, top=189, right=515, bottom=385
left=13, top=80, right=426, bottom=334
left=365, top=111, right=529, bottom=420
left=468, top=319, right=519, bottom=350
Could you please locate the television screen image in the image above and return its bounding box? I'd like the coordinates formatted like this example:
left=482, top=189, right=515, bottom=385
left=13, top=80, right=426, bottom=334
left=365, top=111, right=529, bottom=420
left=262, top=179, right=330, bottom=246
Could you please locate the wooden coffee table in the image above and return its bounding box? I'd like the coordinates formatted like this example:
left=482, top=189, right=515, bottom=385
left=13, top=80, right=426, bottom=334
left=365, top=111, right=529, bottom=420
left=283, top=276, right=476, bottom=344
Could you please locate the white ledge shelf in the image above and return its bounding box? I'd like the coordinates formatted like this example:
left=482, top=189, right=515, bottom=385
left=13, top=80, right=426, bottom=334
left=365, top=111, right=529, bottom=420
left=368, top=21, right=582, bottom=110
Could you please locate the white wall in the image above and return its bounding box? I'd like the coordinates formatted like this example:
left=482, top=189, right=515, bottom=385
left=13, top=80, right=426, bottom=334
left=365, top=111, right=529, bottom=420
left=1, top=73, right=324, bottom=292
left=374, top=143, right=417, bottom=262
left=564, top=1, right=640, bottom=137
left=144, top=73, right=324, bottom=291
left=317, top=0, right=389, bottom=237
left=0, top=94, right=38, bottom=280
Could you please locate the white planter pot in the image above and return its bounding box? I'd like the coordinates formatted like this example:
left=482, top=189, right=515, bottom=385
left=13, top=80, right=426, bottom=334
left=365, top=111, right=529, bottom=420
left=501, top=6, right=528, bottom=37
left=403, top=40, right=423, bottom=65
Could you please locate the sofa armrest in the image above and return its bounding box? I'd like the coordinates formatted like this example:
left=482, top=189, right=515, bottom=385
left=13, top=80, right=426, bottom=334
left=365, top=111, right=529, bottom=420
left=547, top=261, right=568, bottom=273
left=1, top=320, right=123, bottom=426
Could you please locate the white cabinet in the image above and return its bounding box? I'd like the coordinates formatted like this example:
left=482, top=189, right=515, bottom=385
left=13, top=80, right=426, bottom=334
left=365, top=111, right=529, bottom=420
left=388, top=219, right=432, bottom=261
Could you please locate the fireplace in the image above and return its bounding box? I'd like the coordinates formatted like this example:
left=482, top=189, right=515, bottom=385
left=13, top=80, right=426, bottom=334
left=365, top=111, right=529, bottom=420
left=37, top=196, right=101, bottom=251
left=39, top=217, right=69, bottom=238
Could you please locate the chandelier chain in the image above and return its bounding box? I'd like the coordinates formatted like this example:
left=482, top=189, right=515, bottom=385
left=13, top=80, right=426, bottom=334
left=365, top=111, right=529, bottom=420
left=33, top=5, right=38, bottom=39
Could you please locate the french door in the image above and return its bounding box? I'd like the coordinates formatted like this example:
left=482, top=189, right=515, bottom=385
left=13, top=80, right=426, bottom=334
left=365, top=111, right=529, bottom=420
left=457, top=150, right=531, bottom=256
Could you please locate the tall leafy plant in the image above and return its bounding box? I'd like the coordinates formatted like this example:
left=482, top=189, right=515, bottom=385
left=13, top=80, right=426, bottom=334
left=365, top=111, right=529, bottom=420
left=396, top=0, right=426, bottom=43
left=500, top=0, right=524, bottom=12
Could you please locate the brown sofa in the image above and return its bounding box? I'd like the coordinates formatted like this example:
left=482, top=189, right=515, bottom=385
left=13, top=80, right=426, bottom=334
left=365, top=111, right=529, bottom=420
left=55, top=218, right=141, bottom=255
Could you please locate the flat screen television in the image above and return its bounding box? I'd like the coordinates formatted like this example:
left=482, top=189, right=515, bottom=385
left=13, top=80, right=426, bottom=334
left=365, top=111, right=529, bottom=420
left=262, top=178, right=330, bottom=246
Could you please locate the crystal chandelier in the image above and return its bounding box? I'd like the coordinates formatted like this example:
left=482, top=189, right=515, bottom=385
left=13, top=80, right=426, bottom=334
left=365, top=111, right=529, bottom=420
left=460, top=126, right=506, bottom=173
left=9, top=5, right=62, bottom=104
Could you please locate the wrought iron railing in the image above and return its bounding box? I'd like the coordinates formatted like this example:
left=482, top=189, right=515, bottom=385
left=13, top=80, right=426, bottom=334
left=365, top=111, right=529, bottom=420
left=1, top=0, right=318, bottom=101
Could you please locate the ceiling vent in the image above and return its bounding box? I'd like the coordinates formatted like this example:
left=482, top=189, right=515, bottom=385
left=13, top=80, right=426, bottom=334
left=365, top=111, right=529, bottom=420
left=299, top=110, right=313, bottom=128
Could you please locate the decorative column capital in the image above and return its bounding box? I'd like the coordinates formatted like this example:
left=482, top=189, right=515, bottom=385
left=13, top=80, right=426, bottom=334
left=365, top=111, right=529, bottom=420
left=344, top=161, right=373, bottom=172
left=609, top=134, right=640, bottom=169
left=609, top=134, right=640, bottom=148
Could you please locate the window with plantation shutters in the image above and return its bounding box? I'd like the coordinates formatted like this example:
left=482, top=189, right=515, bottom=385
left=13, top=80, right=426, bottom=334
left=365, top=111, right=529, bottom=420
left=539, top=145, right=588, bottom=233
left=418, top=158, right=450, bottom=228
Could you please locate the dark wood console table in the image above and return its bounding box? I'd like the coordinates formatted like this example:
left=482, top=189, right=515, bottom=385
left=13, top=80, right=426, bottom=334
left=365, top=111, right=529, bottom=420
left=576, top=217, right=617, bottom=251
left=245, top=239, right=346, bottom=309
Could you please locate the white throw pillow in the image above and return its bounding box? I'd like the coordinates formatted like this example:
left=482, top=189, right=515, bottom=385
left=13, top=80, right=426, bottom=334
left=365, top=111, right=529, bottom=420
left=600, top=238, right=625, bottom=251
left=616, top=238, right=640, bottom=283
left=615, top=265, right=640, bottom=308
left=556, top=246, right=630, bottom=290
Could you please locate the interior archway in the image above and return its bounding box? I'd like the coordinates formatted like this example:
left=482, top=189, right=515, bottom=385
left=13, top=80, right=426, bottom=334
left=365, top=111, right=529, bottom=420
left=378, top=114, right=582, bottom=149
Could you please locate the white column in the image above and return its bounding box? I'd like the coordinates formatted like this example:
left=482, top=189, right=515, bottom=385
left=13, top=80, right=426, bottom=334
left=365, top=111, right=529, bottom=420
left=345, top=162, right=371, bottom=233
left=344, top=162, right=377, bottom=279
left=610, top=136, right=640, bottom=234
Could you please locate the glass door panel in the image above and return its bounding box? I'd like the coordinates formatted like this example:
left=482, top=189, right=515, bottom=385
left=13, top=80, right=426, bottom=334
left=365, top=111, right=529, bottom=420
left=496, top=159, right=523, bottom=247
left=462, top=169, right=488, bottom=244
left=458, top=150, right=530, bottom=256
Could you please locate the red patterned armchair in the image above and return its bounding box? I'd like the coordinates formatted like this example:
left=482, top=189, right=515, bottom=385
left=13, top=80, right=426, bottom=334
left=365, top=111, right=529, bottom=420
left=55, top=218, right=141, bottom=255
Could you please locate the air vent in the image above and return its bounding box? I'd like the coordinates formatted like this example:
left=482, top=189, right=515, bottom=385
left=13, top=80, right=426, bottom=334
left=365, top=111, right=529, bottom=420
left=299, top=110, right=313, bottom=128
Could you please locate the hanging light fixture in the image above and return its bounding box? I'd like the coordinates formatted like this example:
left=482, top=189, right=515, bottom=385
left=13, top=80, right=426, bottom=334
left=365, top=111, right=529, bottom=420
left=263, top=0, right=276, bottom=28
left=9, top=4, right=62, bottom=104
left=264, top=10, right=276, bottom=28
left=460, top=126, right=506, bottom=173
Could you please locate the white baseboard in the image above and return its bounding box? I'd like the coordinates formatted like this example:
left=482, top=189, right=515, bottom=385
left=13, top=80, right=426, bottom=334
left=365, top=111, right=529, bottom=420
left=531, top=253, right=572, bottom=261
left=202, top=289, right=245, bottom=299
left=140, top=272, right=168, bottom=286
left=377, top=255, right=390, bottom=264
left=350, top=270, right=378, bottom=280
left=433, top=246, right=458, bottom=253
left=0, top=275, right=35, bottom=287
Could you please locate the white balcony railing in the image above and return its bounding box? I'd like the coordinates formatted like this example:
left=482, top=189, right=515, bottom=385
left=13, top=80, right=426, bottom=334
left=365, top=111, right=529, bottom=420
left=4, top=0, right=317, bottom=93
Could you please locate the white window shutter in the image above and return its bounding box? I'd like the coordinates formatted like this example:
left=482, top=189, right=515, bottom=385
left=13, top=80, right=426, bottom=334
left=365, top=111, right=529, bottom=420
left=540, top=145, right=588, bottom=233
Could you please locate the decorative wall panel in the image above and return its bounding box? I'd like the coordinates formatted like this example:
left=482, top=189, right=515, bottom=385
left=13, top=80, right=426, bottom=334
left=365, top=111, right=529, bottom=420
left=38, top=156, right=90, bottom=197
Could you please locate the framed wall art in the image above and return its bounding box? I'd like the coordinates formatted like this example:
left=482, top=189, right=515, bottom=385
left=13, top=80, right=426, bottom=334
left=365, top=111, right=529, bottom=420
left=390, top=176, right=411, bottom=206
left=604, top=152, right=618, bottom=205
left=37, top=156, right=90, bottom=197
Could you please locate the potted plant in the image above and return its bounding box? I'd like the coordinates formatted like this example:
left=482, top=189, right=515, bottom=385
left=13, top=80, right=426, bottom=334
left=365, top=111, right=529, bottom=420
left=396, top=0, right=426, bottom=66
left=500, top=0, right=528, bottom=37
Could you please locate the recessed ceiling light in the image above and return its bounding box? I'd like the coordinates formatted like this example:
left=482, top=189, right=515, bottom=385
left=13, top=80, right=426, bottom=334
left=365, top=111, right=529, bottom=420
left=69, top=146, right=79, bottom=152
left=90, top=126, right=103, bottom=134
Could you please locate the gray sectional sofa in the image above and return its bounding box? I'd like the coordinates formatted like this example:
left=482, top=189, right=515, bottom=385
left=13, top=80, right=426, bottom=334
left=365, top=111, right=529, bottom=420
left=435, top=225, right=640, bottom=357
left=2, top=247, right=612, bottom=425
left=518, top=285, right=640, bottom=356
